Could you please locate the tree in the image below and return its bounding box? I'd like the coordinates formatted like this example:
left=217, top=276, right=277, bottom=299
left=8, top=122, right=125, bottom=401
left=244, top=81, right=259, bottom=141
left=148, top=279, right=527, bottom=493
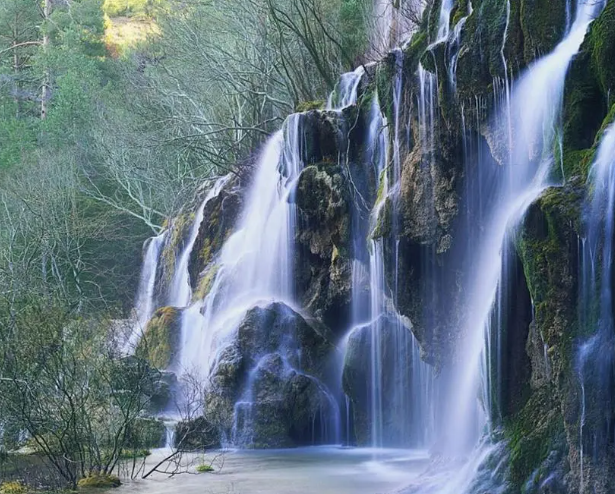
left=0, top=298, right=160, bottom=488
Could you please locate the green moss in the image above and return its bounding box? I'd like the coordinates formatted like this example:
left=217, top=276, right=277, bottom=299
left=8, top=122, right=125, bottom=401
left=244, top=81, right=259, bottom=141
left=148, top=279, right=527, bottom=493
left=563, top=105, right=615, bottom=181
left=77, top=474, right=121, bottom=488
left=136, top=306, right=180, bottom=369
left=588, top=0, right=615, bottom=98
left=374, top=57, right=395, bottom=123
left=161, top=212, right=192, bottom=288
left=402, top=31, right=427, bottom=74
left=426, top=0, right=443, bottom=43
left=517, top=186, right=582, bottom=302
left=196, top=464, right=214, bottom=473
left=451, top=0, right=469, bottom=26
left=455, top=0, right=509, bottom=99
left=194, top=264, right=219, bottom=301
left=296, top=100, right=325, bottom=112
left=371, top=196, right=392, bottom=240
left=520, top=0, right=567, bottom=64
left=506, top=387, right=564, bottom=488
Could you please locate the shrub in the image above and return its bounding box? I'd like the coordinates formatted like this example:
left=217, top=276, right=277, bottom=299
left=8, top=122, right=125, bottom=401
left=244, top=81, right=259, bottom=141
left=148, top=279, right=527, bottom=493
left=0, top=482, right=28, bottom=494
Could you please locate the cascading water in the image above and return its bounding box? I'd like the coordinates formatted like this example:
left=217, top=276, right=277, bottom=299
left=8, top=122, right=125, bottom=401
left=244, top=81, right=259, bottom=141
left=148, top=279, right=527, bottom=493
left=577, top=121, right=615, bottom=490
left=343, top=65, right=435, bottom=448
left=434, top=0, right=456, bottom=43
left=402, top=2, right=607, bottom=492
left=125, top=231, right=166, bottom=352
left=165, top=113, right=340, bottom=446
left=326, top=66, right=366, bottom=111
left=449, top=0, right=605, bottom=456
left=178, top=117, right=299, bottom=377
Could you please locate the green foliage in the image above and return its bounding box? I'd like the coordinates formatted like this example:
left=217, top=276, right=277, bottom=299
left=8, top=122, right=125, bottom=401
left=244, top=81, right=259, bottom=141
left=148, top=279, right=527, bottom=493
left=196, top=464, right=214, bottom=473
left=0, top=297, right=160, bottom=488
left=103, top=0, right=149, bottom=17
left=339, top=0, right=370, bottom=64
left=0, top=482, right=28, bottom=494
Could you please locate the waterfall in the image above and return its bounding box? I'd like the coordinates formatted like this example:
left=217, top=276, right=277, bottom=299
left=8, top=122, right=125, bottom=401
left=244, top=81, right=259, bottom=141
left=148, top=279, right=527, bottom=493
left=440, top=0, right=606, bottom=464
left=168, top=175, right=232, bottom=308
left=125, top=231, right=167, bottom=352
left=162, top=113, right=340, bottom=445
left=326, top=66, right=365, bottom=111
left=178, top=116, right=300, bottom=377
left=342, top=74, right=435, bottom=448
left=577, top=121, right=615, bottom=488
left=435, top=0, right=456, bottom=43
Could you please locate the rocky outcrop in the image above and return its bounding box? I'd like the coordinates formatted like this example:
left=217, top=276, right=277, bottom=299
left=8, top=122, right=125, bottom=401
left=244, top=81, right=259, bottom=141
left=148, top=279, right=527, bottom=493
left=136, top=306, right=181, bottom=369
left=295, top=163, right=354, bottom=334
left=189, top=178, right=243, bottom=301
left=233, top=354, right=338, bottom=448
left=513, top=184, right=587, bottom=492
left=204, top=302, right=337, bottom=447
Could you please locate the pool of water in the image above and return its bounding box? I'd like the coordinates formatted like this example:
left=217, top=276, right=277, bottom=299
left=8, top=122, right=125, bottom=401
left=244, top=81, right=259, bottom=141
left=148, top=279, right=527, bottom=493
left=113, top=446, right=430, bottom=494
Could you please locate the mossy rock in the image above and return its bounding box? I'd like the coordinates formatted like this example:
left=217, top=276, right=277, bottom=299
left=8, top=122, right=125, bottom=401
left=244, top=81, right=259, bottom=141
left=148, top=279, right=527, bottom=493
left=125, top=417, right=166, bottom=449
left=588, top=0, right=615, bottom=98
left=157, top=212, right=193, bottom=300
left=295, top=164, right=354, bottom=332
left=505, top=387, right=565, bottom=489
left=562, top=3, right=614, bottom=158
left=188, top=179, right=242, bottom=299
left=135, top=306, right=181, bottom=369
left=520, top=0, right=567, bottom=63
left=77, top=474, right=121, bottom=489
left=175, top=417, right=221, bottom=450
left=402, top=31, right=427, bottom=74
left=296, top=100, right=325, bottom=112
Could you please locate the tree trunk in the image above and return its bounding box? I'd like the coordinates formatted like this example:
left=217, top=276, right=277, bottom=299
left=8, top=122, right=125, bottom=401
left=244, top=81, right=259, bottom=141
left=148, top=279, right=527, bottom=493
left=41, top=0, right=51, bottom=119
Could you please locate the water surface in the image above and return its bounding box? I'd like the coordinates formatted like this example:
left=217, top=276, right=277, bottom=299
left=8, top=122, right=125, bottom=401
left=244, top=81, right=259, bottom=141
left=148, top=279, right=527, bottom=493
left=115, top=446, right=429, bottom=494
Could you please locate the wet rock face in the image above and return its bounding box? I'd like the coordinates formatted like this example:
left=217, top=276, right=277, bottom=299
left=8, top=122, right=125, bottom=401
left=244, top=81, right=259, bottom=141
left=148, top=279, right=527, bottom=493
left=234, top=354, right=338, bottom=448
left=342, top=314, right=422, bottom=447
left=189, top=178, right=243, bottom=300
left=512, top=185, right=615, bottom=493
left=204, top=302, right=336, bottom=447
left=295, top=164, right=354, bottom=334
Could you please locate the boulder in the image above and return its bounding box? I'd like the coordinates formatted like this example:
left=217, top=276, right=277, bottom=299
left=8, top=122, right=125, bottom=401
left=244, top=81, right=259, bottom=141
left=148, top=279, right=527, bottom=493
left=233, top=354, right=338, bottom=448
left=204, top=302, right=337, bottom=447
left=174, top=417, right=221, bottom=450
